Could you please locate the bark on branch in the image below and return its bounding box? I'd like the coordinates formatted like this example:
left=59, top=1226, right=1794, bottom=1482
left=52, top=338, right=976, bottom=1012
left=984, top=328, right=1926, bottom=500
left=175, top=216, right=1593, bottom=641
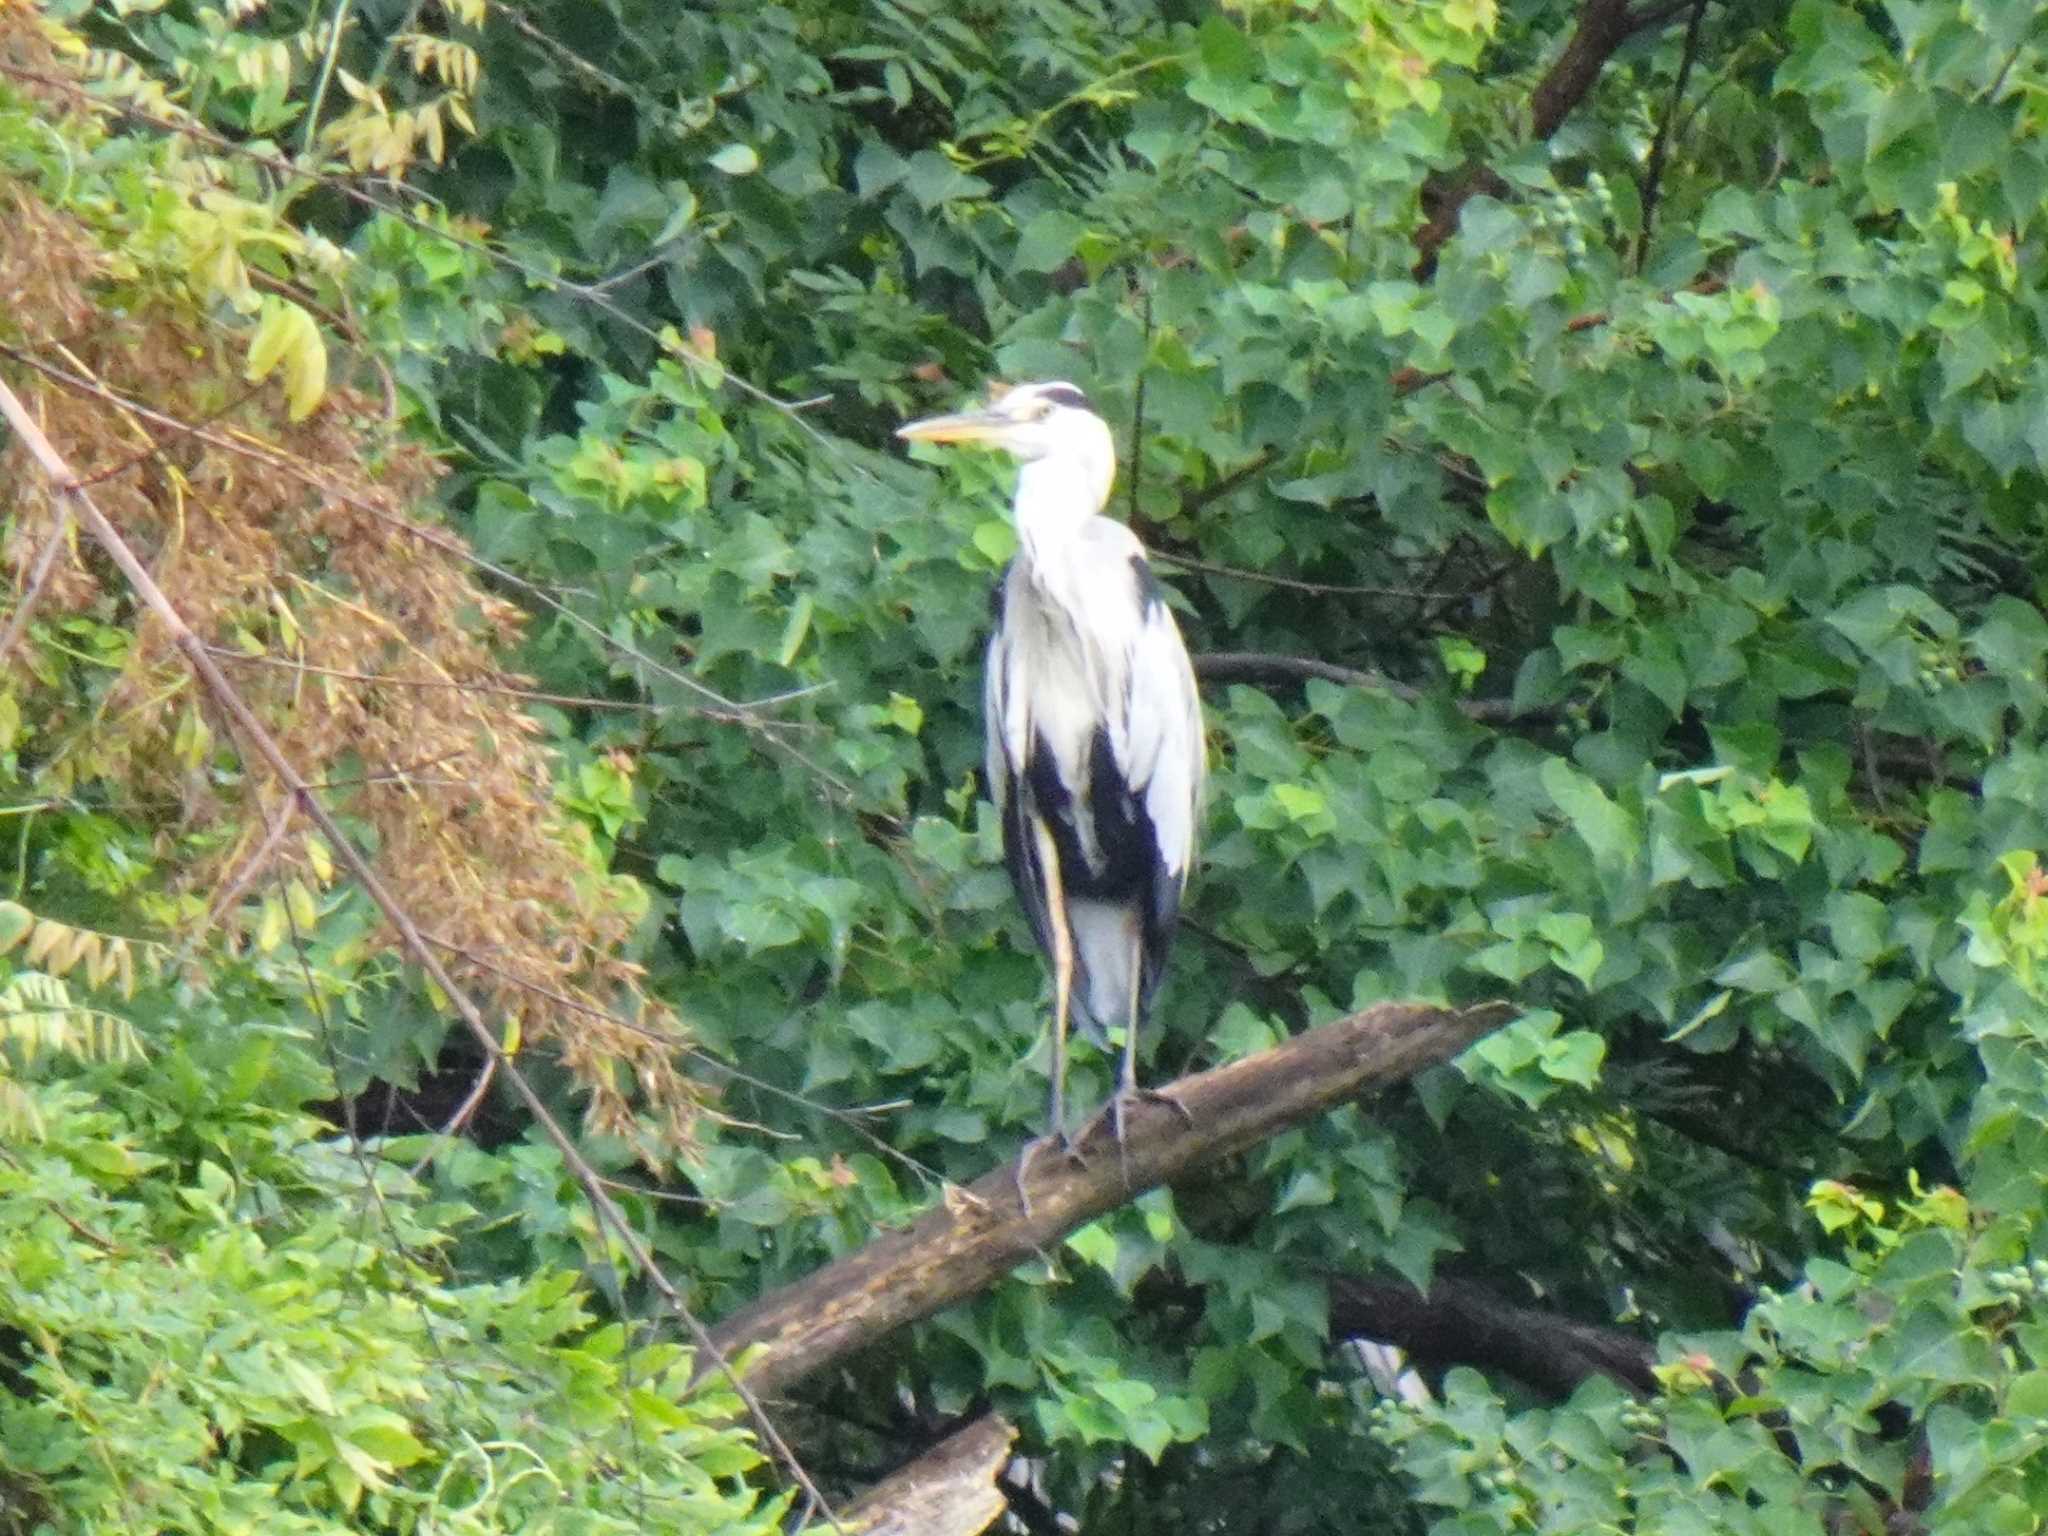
left=1528, top=0, right=1644, bottom=140
left=706, top=1000, right=1514, bottom=1397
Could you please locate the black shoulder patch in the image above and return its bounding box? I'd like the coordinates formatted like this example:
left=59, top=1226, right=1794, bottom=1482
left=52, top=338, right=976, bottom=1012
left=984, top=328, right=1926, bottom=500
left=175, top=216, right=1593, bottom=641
left=1131, top=554, right=1163, bottom=616
left=1038, top=382, right=1090, bottom=410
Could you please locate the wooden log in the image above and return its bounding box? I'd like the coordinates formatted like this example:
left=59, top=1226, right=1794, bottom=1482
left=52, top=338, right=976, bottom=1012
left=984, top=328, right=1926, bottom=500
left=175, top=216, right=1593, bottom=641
left=707, top=1000, right=1513, bottom=1395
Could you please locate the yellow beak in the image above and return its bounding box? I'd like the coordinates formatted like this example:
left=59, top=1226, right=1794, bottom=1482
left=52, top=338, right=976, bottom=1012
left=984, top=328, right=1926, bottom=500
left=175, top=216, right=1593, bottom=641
left=896, top=409, right=1013, bottom=445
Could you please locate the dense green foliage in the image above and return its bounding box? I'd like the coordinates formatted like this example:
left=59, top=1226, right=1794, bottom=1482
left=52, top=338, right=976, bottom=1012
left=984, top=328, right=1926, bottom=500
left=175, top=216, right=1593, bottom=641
left=0, top=988, right=777, bottom=1534
left=11, top=0, right=2048, bottom=1529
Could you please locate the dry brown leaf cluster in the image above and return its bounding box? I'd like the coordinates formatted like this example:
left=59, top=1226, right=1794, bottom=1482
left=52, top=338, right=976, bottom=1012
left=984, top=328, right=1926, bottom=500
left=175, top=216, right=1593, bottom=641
left=0, top=37, right=695, bottom=1144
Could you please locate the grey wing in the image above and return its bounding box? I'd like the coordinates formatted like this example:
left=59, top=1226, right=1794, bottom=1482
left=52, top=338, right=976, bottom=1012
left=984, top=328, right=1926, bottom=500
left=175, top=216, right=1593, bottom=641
left=983, top=575, right=1012, bottom=823
left=985, top=568, right=1058, bottom=967
left=1114, top=562, right=1205, bottom=1007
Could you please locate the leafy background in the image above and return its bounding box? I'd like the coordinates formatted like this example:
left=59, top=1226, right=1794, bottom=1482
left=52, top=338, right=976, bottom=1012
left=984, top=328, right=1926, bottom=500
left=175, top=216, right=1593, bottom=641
left=6, top=0, right=2048, bottom=1529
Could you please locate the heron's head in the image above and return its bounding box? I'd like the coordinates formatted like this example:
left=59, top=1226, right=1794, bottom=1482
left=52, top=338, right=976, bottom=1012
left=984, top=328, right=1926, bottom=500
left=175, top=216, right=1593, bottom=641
left=897, top=380, right=1112, bottom=472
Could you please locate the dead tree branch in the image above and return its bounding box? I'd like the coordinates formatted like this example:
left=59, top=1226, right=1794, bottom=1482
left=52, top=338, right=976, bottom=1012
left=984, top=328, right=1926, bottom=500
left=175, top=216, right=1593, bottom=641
left=705, top=1001, right=1514, bottom=1397
left=838, top=1414, right=1017, bottom=1536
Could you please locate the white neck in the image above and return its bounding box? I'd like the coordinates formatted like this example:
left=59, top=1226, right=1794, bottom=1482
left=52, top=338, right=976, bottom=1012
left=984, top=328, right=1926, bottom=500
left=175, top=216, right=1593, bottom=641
left=1013, top=442, right=1116, bottom=569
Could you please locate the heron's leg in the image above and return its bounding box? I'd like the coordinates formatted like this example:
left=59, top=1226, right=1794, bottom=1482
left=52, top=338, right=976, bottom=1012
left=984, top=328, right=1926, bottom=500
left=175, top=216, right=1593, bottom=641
left=1129, top=943, right=1193, bottom=1128
left=1110, top=928, right=1144, bottom=1156
left=1015, top=816, right=1080, bottom=1215
left=1036, top=816, right=1075, bottom=1142
left=1099, top=930, right=1191, bottom=1167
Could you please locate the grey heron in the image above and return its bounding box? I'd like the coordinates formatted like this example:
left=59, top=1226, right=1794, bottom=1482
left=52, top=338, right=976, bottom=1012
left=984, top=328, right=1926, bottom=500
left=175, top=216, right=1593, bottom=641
left=898, top=381, right=1205, bottom=1172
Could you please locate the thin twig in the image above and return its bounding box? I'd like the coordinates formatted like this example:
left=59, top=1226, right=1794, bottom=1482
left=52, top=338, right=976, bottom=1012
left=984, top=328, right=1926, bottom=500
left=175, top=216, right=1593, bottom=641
left=1179, top=448, right=1278, bottom=518
left=298, top=0, right=356, bottom=159
left=0, top=506, right=70, bottom=663
left=433, top=1054, right=499, bottom=1141
left=204, top=644, right=661, bottom=711
left=480, top=0, right=650, bottom=116
left=1155, top=553, right=1454, bottom=601
left=1634, top=0, right=1712, bottom=271
left=203, top=792, right=301, bottom=933
left=303, top=748, right=471, bottom=791
left=1626, top=0, right=1707, bottom=27
left=1194, top=652, right=1533, bottom=724
left=411, top=927, right=971, bottom=1196
left=0, top=375, right=848, bottom=1534
left=1392, top=366, right=1455, bottom=397
left=70, top=379, right=270, bottom=491
left=1198, top=652, right=1416, bottom=695
left=274, top=859, right=481, bottom=1405
left=1127, top=277, right=1151, bottom=531
left=45, top=1201, right=122, bottom=1254
left=584, top=243, right=693, bottom=296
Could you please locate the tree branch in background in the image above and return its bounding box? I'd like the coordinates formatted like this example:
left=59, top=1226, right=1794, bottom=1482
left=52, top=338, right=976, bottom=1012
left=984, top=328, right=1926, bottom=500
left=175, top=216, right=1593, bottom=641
left=1158, top=554, right=1456, bottom=602
left=706, top=1001, right=1514, bottom=1397
left=1195, top=652, right=1533, bottom=724
left=1328, top=1273, right=1657, bottom=1399
left=1199, top=652, right=1405, bottom=693
left=1180, top=447, right=1279, bottom=519
left=1529, top=0, right=1644, bottom=139
left=1415, top=0, right=1685, bottom=268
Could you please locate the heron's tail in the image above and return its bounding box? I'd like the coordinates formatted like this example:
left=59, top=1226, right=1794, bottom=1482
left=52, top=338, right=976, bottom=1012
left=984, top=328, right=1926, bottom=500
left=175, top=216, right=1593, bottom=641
left=1067, top=898, right=1143, bottom=1049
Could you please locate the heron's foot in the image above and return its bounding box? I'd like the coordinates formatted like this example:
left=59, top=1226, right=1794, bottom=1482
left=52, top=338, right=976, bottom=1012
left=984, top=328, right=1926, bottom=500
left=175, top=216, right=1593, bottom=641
left=1134, top=1083, right=1194, bottom=1128
left=1013, top=1129, right=1087, bottom=1216
left=942, top=1181, right=994, bottom=1218
left=1080, top=1085, right=1194, bottom=1148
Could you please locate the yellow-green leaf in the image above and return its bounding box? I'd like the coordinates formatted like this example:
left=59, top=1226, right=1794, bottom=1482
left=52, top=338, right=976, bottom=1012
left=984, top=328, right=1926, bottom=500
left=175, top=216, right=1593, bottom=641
left=304, top=834, right=334, bottom=884
left=245, top=296, right=328, bottom=421
left=885, top=692, right=924, bottom=735
left=255, top=895, right=287, bottom=954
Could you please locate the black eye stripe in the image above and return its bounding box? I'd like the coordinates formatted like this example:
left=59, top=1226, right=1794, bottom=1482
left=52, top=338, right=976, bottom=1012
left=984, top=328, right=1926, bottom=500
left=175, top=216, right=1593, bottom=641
left=1036, top=383, right=1090, bottom=410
